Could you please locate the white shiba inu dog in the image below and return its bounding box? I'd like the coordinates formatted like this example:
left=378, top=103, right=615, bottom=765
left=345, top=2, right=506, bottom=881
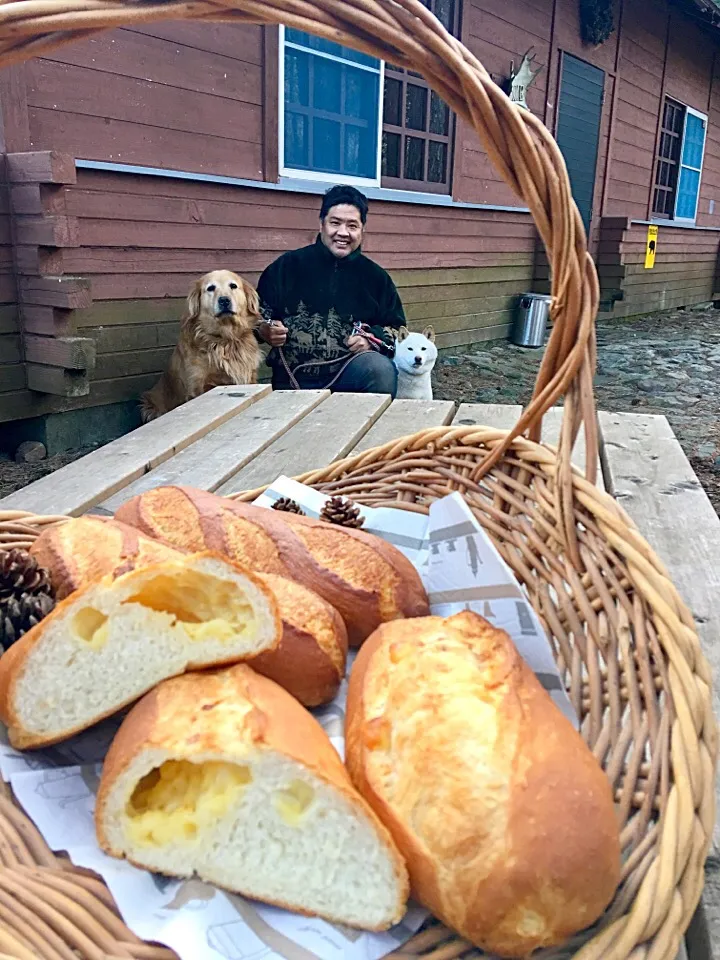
left=393, top=326, right=438, bottom=400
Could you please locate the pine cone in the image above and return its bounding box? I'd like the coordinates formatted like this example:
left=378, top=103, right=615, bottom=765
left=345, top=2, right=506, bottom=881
left=0, top=548, right=56, bottom=652
left=319, top=496, right=365, bottom=529
left=271, top=497, right=305, bottom=515
left=0, top=548, right=53, bottom=601
left=0, top=591, right=55, bottom=651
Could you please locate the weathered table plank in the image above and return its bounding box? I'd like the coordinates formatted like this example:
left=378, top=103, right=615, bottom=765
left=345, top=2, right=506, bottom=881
left=98, top=390, right=328, bottom=514
left=354, top=399, right=456, bottom=453
left=0, top=385, right=270, bottom=517
left=600, top=410, right=720, bottom=860
left=540, top=407, right=606, bottom=492
left=218, top=392, right=391, bottom=495
left=452, top=402, right=523, bottom=429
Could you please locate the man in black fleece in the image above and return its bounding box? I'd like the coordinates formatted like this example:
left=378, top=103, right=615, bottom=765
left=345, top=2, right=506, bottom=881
left=256, top=185, right=404, bottom=396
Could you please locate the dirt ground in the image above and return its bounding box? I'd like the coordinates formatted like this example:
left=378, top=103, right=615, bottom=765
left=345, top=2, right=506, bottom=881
left=1, top=306, right=719, bottom=514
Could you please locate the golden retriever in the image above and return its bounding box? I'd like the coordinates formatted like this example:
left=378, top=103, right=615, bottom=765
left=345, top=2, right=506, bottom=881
left=140, top=270, right=262, bottom=422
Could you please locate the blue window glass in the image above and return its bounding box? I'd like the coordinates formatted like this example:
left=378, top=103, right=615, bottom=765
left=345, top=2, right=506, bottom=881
left=675, top=111, right=706, bottom=220
left=283, top=30, right=381, bottom=180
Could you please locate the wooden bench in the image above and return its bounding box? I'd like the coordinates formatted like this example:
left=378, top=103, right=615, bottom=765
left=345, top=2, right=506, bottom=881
left=1, top=388, right=717, bottom=958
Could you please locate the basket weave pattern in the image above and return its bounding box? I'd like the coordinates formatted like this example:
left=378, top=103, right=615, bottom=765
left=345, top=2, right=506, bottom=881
left=0, top=3, right=716, bottom=959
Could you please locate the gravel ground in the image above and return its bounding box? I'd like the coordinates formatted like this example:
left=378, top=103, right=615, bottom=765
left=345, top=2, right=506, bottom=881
left=433, top=304, right=720, bottom=515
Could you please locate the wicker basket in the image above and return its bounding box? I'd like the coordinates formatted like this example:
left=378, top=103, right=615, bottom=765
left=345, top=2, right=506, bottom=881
left=0, top=2, right=716, bottom=959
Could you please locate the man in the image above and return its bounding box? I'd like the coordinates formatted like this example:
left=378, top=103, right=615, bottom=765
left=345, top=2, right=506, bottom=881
left=256, top=185, right=405, bottom=396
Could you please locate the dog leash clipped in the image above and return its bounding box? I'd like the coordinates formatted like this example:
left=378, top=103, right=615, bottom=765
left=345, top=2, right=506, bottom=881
left=268, top=320, right=384, bottom=391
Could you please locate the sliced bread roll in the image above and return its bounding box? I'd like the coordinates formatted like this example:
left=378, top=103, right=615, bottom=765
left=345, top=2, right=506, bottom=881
left=115, top=485, right=429, bottom=645
left=250, top=573, right=347, bottom=706
left=345, top=611, right=621, bottom=957
left=29, top=515, right=178, bottom=600
left=96, top=664, right=409, bottom=930
left=0, top=554, right=281, bottom=749
left=27, top=516, right=348, bottom=707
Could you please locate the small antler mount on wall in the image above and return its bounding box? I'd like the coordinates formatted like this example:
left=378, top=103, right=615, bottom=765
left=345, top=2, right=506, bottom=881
left=579, top=0, right=616, bottom=46
left=505, top=48, right=543, bottom=112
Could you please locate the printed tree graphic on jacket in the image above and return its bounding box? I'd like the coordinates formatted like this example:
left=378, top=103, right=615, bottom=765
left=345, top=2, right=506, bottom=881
left=283, top=302, right=351, bottom=366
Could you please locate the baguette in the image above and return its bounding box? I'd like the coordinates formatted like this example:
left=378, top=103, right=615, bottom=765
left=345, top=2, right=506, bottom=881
left=114, top=485, right=429, bottom=646
left=0, top=554, right=281, bottom=749
left=345, top=611, right=621, bottom=957
left=27, top=516, right=347, bottom=706
left=96, top=663, right=409, bottom=931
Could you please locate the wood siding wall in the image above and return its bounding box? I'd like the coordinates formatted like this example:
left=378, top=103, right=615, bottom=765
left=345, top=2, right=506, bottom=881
left=2, top=0, right=720, bottom=427
left=0, top=166, right=534, bottom=422
left=598, top=217, right=720, bottom=319
left=0, top=158, right=21, bottom=407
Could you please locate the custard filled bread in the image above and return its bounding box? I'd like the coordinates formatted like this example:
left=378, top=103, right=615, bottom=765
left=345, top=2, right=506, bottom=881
left=0, top=554, right=281, bottom=748
left=345, top=611, right=621, bottom=957
left=96, top=664, right=409, bottom=930
left=27, top=516, right=348, bottom=706
left=115, top=485, right=429, bottom=645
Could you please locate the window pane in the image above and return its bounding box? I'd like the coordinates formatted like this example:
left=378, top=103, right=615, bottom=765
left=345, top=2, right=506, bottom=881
left=285, top=113, right=309, bottom=168
left=405, top=136, right=426, bottom=179
left=428, top=140, right=448, bottom=183
left=406, top=84, right=428, bottom=131
left=285, top=49, right=309, bottom=106
left=682, top=113, right=706, bottom=169
left=429, top=91, right=449, bottom=135
left=434, top=0, right=455, bottom=31
left=285, top=29, right=379, bottom=68
left=314, top=57, right=341, bottom=113
left=312, top=117, right=342, bottom=172
left=676, top=166, right=700, bottom=218
left=345, top=68, right=375, bottom=119
left=384, top=77, right=402, bottom=126
left=382, top=132, right=401, bottom=177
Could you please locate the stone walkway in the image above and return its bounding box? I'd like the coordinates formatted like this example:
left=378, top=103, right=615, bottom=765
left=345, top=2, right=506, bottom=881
left=433, top=303, right=720, bottom=514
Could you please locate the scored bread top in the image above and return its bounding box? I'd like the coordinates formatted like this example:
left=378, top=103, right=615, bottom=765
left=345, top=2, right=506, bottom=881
left=345, top=611, right=621, bottom=956
left=115, top=486, right=429, bottom=645
left=30, top=516, right=184, bottom=600
left=96, top=663, right=409, bottom=909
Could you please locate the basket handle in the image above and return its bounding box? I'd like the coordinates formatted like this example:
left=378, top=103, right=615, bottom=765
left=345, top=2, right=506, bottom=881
left=0, top=0, right=598, bottom=564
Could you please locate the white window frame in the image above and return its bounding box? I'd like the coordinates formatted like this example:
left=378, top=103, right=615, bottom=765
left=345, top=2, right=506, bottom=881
left=672, top=105, right=707, bottom=224
left=278, top=25, right=385, bottom=188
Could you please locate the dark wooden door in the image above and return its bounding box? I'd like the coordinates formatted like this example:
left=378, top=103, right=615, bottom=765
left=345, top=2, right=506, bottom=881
left=555, top=54, right=605, bottom=234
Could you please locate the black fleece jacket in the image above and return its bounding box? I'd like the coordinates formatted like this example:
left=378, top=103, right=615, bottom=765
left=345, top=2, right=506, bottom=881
left=256, top=236, right=405, bottom=383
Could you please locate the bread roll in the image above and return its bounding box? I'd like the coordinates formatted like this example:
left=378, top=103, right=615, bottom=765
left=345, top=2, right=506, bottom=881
left=345, top=611, right=621, bottom=957
left=29, top=515, right=177, bottom=600
left=27, top=515, right=347, bottom=706
left=250, top=573, right=347, bottom=706
left=115, top=486, right=429, bottom=646
left=0, top=554, right=281, bottom=749
left=96, top=663, right=409, bottom=930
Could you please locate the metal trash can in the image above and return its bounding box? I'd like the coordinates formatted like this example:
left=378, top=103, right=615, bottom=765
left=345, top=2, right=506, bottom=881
left=510, top=293, right=552, bottom=347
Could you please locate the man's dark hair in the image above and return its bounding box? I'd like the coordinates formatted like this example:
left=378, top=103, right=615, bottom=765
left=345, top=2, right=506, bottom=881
left=320, top=185, right=369, bottom=224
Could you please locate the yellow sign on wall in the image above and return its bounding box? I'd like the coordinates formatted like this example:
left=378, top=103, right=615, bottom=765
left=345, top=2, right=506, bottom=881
left=645, top=225, right=658, bottom=269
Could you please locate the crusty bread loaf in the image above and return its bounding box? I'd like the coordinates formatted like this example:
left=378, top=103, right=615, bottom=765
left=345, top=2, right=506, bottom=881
left=0, top=554, right=281, bottom=749
left=96, top=663, right=409, bottom=930
left=115, top=486, right=429, bottom=645
left=29, top=515, right=178, bottom=600
left=250, top=573, right=347, bottom=705
left=345, top=611, right=621, bottom=957
left=26, top=515, right=347, bottom=707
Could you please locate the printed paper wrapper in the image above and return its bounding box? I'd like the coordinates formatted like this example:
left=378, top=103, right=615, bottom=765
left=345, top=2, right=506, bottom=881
left=0, top=477, right=575, bottom=960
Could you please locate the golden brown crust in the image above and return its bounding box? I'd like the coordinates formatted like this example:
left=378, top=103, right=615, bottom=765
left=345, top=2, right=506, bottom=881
left=0, top=553, right=283, bottom=750
left=30, top=516, right=183, bottom=600
left=115, top=486, right=429, bottom=645
left=29, top=514, right=348, bottom=708
left=249, top=574, right=347, bottom=706
left=345, top=612, right=621, bottom=956
left=95, top=663, right=410, bottom=925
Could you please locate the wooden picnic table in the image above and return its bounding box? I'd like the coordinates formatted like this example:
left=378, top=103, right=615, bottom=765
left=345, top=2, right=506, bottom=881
left=1, top=384, right=718, bottom=960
